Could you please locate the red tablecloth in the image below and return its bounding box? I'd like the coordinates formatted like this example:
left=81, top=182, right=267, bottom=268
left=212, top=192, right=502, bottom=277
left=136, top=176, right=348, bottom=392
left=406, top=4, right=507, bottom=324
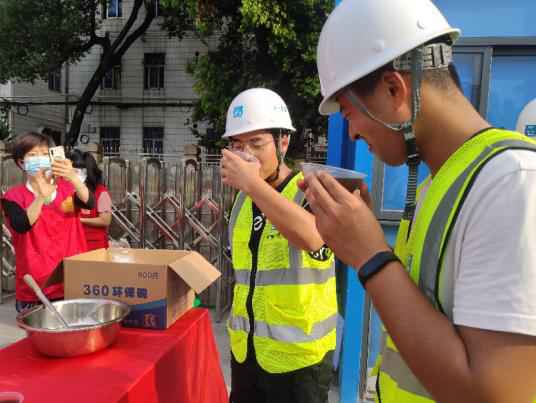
left=0, top=308, right=228, bottom=403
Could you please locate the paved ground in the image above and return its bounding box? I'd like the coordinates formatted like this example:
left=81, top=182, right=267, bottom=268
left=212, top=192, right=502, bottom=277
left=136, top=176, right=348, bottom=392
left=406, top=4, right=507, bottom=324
left=0, top=296, right=340, bottom=402
left=0, top=296, right=25, bottom=348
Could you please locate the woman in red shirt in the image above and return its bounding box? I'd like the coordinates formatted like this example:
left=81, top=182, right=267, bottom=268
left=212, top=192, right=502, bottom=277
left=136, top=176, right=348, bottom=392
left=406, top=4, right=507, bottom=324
left=69, top=149, right=111, bottom=251
left=2, top=132, right=94, bottom=312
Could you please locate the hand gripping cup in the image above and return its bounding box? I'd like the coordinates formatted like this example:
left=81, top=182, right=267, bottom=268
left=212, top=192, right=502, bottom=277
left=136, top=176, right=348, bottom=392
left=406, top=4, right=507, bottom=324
left=230, top=150, right=259, bottom=163
left=300, top=162, right=366, bottom=192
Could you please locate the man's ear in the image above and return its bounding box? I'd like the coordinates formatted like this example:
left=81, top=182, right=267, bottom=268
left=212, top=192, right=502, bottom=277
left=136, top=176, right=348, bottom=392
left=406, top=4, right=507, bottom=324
left=279, top=134, right=291, bottom=155
left=381, top=70, right=411, bottom=111
left=15, top=159, right=24, bottom=170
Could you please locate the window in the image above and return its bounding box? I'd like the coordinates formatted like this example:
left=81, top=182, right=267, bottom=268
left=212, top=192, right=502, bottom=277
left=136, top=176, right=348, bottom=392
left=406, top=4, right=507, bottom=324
left=155, top=0, right=163, bottom=17
left=143, top=127, right=164, bottom=155
left=106, top=0, right=122, bottom=18
left=100, top=127, right=121, bottom=156
left=452, top=49, right=489, bottom=111
left=48, top=68, right=61, bottom=92
left=144, top=53, right=165, bottom=90
left=488, top=53, right=536, bottom=132
left=102, top=59, right=122, bottom=90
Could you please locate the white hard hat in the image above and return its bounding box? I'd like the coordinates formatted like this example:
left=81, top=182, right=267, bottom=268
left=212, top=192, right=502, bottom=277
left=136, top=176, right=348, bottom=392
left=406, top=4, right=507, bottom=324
left=223, top=88, right=296, bottom=138
left=317, top=0, right=461, bottom=115
left=516, top=98, right=536, bottom=136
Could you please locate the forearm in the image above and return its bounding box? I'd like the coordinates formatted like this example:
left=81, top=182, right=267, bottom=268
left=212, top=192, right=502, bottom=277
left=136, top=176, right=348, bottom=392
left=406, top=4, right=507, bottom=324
left=80, top=213, right=111, bottom=227
left=247, top=179, right=324, bottom=251
left=366, top=262, right=479, bottom=403
left=71, top=177, right=90, bottom=204
left=26, top=197, right=46, bottom=226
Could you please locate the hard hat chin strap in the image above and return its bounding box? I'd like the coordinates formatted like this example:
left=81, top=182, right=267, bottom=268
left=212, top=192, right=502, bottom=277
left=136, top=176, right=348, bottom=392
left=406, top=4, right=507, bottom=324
left=346, top=44, right=445, bottom=223
left=401, top=47, right=424, bottom=222
left=265, top=130, right=284, bottom=184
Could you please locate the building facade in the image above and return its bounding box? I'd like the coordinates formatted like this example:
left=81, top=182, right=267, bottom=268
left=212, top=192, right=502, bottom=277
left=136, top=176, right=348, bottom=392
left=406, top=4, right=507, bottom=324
left=0, top=72, right=66, bottom=145
left=1, top=0, right=213, bottom=159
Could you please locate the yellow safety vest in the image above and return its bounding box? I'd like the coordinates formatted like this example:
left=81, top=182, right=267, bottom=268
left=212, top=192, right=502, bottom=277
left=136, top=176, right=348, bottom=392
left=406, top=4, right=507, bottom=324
left=377, top=129, right=536, bottom=402
left=227, top=173, right=337, bottom=374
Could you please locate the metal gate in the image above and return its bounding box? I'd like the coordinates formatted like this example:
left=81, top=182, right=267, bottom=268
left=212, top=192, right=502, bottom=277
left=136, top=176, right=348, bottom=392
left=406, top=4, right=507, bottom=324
left=0, top=151, right=325, bottom=323
left=102, top=156, right=235, bottom=322
left=0, top=152, right=24, bottom=304
left=0, top=154, right=235, bottom=322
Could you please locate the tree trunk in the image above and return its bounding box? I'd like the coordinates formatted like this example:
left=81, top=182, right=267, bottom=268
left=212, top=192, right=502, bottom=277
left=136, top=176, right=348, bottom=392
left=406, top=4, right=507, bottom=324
left=65, top=0, right=156, bottom=146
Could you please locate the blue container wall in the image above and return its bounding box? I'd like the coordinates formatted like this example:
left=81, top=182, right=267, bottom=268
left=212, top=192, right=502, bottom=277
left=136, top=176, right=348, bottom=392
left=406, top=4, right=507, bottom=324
left=434, top=0, right=536, bottom=37
left=332, top=1, right=536, bottom=402
left=488, top=56, right=536, bottom=132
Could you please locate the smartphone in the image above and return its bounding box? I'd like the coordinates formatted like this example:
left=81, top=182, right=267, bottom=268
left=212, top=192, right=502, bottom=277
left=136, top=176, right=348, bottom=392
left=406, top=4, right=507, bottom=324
left=49, top=146, right=66, bottom=161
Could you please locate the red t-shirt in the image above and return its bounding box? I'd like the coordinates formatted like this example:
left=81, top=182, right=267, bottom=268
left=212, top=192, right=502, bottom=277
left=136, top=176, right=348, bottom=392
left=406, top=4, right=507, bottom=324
left=3, top=179, right=88, bottom=301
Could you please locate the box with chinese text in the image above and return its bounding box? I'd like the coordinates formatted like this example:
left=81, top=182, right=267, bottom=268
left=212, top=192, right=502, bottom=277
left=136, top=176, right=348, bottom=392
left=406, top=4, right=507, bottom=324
left=63, top=248, right=221, bottom=329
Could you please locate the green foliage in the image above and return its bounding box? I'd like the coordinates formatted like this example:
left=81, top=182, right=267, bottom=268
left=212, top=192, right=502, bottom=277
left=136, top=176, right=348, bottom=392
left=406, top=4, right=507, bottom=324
left=162, top=0, right=331, bottom=154
left=0, top=0, right=98, bottom=83
left=0, top=0, right=159, bottom=145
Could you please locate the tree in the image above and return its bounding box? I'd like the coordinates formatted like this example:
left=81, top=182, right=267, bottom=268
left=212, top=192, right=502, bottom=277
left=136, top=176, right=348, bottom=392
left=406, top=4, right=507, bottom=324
left=0, top=0, right=159, bottom=146
left=161, top=0, right=331, bottom=155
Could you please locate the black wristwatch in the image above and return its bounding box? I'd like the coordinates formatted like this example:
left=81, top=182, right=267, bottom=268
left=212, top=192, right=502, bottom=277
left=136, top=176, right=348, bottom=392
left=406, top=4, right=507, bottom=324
left=358, top=251, right=400, bottom=288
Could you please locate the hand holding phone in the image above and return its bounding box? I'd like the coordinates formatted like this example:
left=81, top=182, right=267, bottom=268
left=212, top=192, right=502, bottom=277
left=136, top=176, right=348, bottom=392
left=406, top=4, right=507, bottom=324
left=49, top=146, right=66, bottom=161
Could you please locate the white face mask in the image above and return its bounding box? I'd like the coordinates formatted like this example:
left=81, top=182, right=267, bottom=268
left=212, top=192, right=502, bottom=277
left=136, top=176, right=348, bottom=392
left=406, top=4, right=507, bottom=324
left=74, top=168, right=87, bottom=183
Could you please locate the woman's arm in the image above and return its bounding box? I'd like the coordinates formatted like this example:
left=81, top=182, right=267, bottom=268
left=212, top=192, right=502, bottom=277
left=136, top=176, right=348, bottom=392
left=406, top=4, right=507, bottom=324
left=80, top=212, right=112, bottom=227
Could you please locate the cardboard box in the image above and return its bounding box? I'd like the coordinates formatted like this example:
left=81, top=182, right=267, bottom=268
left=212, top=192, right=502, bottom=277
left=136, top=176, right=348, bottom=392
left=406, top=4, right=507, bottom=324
left=63, top=248, right=221, bottom=329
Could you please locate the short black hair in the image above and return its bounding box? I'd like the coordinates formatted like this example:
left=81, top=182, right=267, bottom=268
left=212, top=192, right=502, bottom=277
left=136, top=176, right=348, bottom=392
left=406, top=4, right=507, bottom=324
left=351, top=62, right=461, bottom=96
left=350, top=36, right=462, bottom=96
left=9, top=131, right=54, bottom=167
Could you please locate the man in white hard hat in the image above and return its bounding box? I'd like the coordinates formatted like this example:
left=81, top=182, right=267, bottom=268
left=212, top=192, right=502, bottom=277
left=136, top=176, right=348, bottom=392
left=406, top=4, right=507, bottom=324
left=220, top=88, right=337, bottom=403
left=302, top=0, right=536, bottom=402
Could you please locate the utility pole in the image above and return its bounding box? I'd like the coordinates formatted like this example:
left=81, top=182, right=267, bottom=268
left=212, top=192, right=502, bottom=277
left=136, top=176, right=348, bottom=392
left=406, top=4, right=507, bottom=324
left=63, top=63, right=70, bottom=145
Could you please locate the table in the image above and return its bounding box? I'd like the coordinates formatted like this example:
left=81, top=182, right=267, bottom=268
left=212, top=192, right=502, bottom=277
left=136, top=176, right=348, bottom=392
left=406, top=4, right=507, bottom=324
left=0, top=308, right=228, bottom=403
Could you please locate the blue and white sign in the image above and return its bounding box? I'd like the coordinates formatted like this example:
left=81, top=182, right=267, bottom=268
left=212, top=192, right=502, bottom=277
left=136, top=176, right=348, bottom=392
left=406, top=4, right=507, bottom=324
left=525, top=125, right=536, bottom=137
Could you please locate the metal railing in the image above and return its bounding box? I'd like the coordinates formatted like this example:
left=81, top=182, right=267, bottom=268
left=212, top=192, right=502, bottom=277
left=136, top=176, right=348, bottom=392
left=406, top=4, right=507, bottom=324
left=0, top=149, right=327, bottom=322
left=102, top=156, right=234, bottom=321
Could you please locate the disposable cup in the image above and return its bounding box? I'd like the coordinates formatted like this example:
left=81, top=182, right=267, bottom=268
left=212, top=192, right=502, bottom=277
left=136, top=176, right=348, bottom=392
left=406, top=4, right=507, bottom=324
left=300, top=162, right=366, bottom=192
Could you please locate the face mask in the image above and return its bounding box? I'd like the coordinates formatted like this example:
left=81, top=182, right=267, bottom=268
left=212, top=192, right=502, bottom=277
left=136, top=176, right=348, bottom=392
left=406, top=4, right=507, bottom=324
left=74, top=168, right=87, bottom=183
left=24, top=156, right=51, bottom=176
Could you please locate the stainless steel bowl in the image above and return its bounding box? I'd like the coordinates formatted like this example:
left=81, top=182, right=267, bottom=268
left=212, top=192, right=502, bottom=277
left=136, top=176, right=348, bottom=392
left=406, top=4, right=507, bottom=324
left=16, top=298, right=130, bottom=357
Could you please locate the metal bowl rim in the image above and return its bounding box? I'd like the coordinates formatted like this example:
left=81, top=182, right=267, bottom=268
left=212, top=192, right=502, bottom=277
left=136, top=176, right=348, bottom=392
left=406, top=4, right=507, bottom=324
left=16, top=298, right=131, bottom=333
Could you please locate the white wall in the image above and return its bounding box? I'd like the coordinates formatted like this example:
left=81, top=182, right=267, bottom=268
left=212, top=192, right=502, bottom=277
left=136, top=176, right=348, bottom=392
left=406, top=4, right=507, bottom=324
left=0, top=83, right=12, bottom=98
left=9, top=77, right=66, bottom=137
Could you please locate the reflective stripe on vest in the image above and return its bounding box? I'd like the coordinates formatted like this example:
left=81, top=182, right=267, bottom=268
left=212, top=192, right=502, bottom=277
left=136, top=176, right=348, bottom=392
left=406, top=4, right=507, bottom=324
left=378, top=130, right=536, bottom=403
left=233, top=266, right=335, bottom=286
left=228, top=172, right=337, bottom=374
left=228, top=313, right=337, bottom=343
left=381, top=348, right=432, bottom=398
left=228, top=191, right=247, bottom=258
left=419, top=139, right=536, bottom=313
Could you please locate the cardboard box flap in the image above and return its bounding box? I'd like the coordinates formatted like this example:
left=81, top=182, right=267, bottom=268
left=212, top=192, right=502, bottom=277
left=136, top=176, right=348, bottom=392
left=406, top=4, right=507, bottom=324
left=65, top=248, right=108, bottom=262
left=168, top=251, right=221, bottom=293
